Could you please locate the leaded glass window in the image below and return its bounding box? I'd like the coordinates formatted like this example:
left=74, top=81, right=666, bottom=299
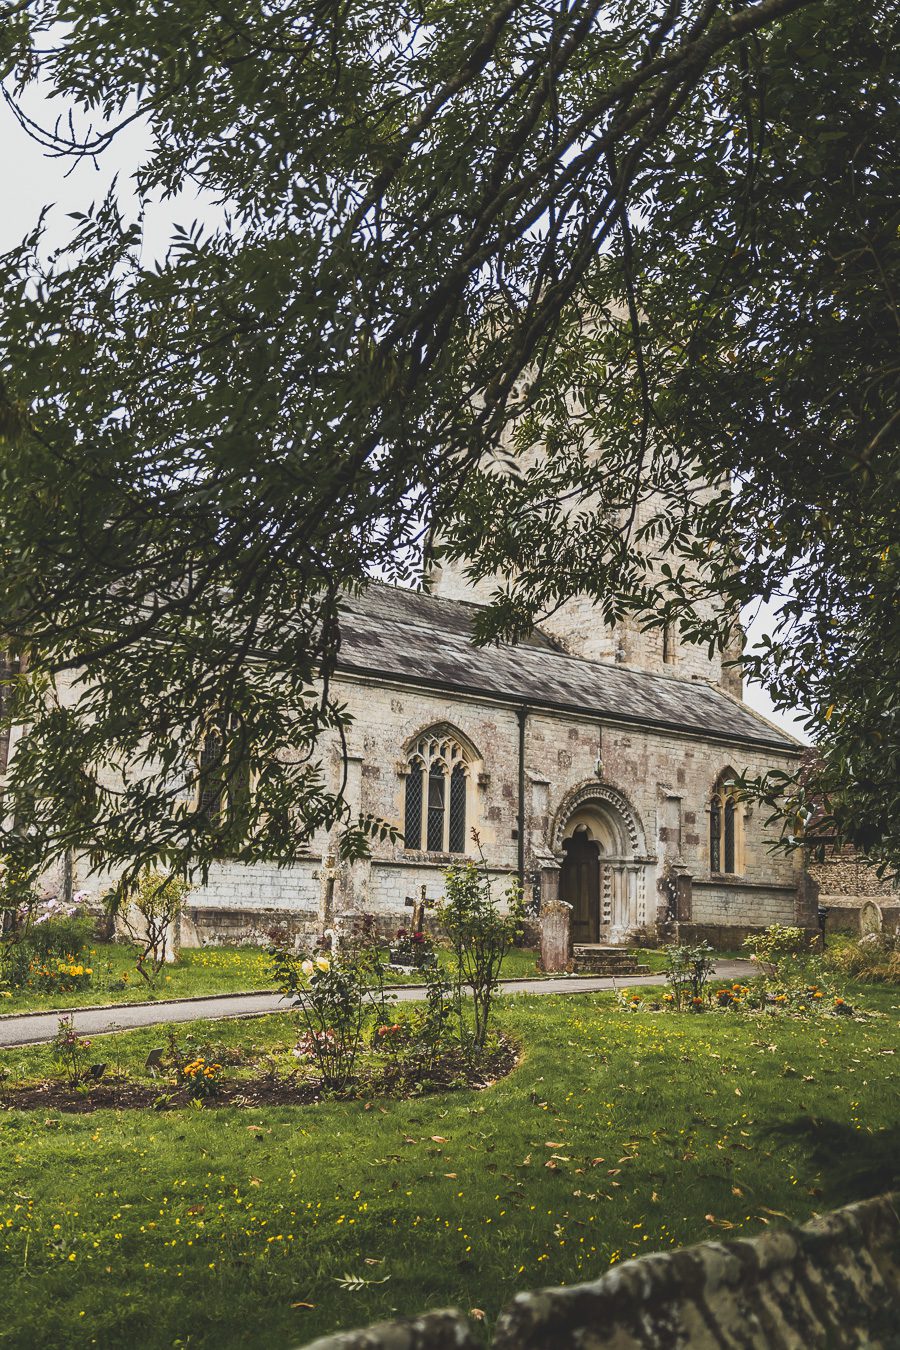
left=709, top=799, right=721, bottom=872
left=448, top=762, right=467, bottom=853
left=199, top=726, right=226, bottom=824
left=710, top=774, right=740, bottom=874
left=198, top=718, right=252, bottom=840
left=402, top=728, right=473, bottom=853
left=723, top=798, right=736, bottom=874
left=427, top=765, right=446, bottom=850
left=404, top=759, right=424, bottom=848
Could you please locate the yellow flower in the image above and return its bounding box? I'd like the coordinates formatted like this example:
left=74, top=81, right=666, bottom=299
left=315, top=957, right=330, bottom=972
left=300, top=960, right=314, bottom=976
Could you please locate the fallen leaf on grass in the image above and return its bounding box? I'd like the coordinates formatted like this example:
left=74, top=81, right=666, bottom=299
left=760, top=1206, right=791, bottom=1219
left=470, top=1309, right=486, bottom=1321
left=291, top=1302, right=316, bottom=1310
left=444, top=1173, right=458, bottom=1179
left=431, top=1136, right=449, bottom=1143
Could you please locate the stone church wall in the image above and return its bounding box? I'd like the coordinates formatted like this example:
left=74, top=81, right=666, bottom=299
left=323, top=675, right=805, bottom=941
left=140, top=660, right=806, bottom=940
left=27, top=661, right=804, bottom=947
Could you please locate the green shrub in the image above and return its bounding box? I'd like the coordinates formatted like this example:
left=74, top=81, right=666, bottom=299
left=106, top=870, right=193, bottom=984
left=28, top=914, right=93, bottom=962
left=743, top=924, right=814, bottom=981
left=272, top=946, right=392, bottom=1089
left=439, top=843, right=523, bottom=1054
left=663, top=943, right=716, bottom=1010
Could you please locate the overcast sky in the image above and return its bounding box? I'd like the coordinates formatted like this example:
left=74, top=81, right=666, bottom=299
left=2, top=93, right=809, bottom=745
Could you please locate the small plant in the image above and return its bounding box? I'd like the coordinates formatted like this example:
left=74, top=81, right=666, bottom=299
left=273, top=946, right=391, bottom=1089
left=51, top=1015, right=93, bottom=1086
left=181, top=1057, right=223, bottom=1099
left=439, top=834, right=524, bottom=1056
left=26, top=955, right=93, bottom=994
left=105, top=870, right=193, bottom=984
left=663, top=943, right=715, bottom=1009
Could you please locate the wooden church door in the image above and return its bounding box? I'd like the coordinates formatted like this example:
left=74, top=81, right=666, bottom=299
left=560, top=832, right=600, bottom=943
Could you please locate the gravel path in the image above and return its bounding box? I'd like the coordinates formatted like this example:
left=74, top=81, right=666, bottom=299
left=0, top=961, right=756, bottom=1047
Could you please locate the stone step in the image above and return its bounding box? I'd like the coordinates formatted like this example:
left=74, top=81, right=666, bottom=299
left=572, top=946, right=650, bottom=976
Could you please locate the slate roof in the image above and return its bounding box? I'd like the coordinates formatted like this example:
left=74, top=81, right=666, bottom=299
left=336, top=584, right=799, bottom=754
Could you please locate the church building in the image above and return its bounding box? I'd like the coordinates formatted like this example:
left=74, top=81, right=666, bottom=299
left=184, top=557, right=812, bottom=953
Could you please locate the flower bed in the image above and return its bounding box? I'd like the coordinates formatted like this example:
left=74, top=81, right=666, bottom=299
left=0, top=1034, right=518, bottom=1114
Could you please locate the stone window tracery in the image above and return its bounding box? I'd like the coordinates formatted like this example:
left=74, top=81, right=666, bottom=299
left=710, top=773, right=742, bottom=874
left=403, top=732, right=472, bottom=853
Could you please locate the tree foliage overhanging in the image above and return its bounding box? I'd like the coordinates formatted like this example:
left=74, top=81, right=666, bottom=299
left=0, top=0, right=896, bottom=880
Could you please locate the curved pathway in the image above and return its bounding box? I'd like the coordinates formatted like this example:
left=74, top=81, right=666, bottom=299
left=0, top=961, right=756, bottom=1048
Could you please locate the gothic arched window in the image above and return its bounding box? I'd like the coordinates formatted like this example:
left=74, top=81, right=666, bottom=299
left=198, top=718, right=251, bottom=832
left=709, top=773, right=741, bottom=874
left=403, top=731, right=472, bottom=853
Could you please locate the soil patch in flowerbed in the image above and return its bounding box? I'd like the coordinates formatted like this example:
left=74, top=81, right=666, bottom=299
left=0, top=1036, right=518, bottom=1114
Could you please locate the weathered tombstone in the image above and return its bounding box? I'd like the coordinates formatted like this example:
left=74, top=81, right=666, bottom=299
left=859, top=900, right=883, bottom=936
left=540, top=900, right=572, bottom=973
left=144, top=1047, right=166, bottom=1077
left=675, top=873, right=693, bottom=923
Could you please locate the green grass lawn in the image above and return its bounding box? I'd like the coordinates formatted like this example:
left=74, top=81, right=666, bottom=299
left=0, top=983, right=896, bottom=1349
left=0, top=943, right=549, bottom=1015
left=0, top=943, right=277, bottom=1013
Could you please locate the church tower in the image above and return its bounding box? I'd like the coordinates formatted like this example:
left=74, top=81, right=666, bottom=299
left=427, top=490, right=744, bottom=698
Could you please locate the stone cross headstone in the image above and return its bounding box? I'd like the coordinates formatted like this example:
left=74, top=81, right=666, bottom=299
left=859, top=900, right=883, bottom=936
left=404, top=885, right=435, bottom=937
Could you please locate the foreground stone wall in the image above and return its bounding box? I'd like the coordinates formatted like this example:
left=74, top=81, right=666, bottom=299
left=298, top=1193, right=899, bottom=1350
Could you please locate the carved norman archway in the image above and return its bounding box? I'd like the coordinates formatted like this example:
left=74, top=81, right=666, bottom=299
left=552, top=781, right=653, bottom=944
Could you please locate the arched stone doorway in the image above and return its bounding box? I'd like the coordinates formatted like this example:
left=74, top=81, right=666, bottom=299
left=553, top=783, right=653, bottom=945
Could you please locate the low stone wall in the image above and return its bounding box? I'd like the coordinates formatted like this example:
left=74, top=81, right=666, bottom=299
left=184, top=904, right=319, bottom=948
left=297, top=1193, right=899, bottom=1350
left=674, top=921, right=819, bottom=951
left=822, top=897, right=900, bottom=935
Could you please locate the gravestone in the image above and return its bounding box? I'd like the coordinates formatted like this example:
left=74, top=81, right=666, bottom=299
left=860, top=900, right=883, bottom=935
left=144, top=1047, right=165, bottom=1077
left=539, top=900, right=572, bottom=973
left=404, top=886, right=435, bottom=938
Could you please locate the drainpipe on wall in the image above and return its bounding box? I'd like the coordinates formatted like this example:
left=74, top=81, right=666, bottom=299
left=516, top=705, right=528, bottom=895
